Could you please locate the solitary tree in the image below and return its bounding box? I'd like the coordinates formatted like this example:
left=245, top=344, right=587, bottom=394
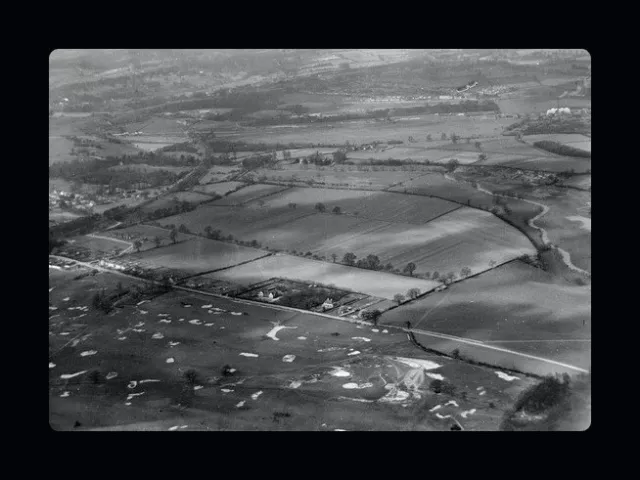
left=133, top=240, right=142, bottom=253
left=446, top=159, right=460, bottom=172
left=407, top=288, right=421, bottom=300
left=426, top=134, right=433, bottom=142
left=403, top=262, right=417, bottom=276
left=393, top=294, right=405, bottom=305
left=478, top=153, right=487, bottom=162
left=432, top=271, right=440, bottom=281
left=332, top=206, right=342, bottom=215
left=342, top=252, right=357, bottom=266
left=460, top=267, right=472, bottom=278
left=331, top=253, right=337, bottom=263
left=204, top=226, right=213, bottom=238
left=441, top=133, right=447, bottom=141
left=154, top=236, right=162, bottom=248
left=489, top=260, right=496, bottom=267
left=178, top=224, right=189, bottom=234
left=451, top=133, right=459, bottom=144
left=170, top=228, right=178, bottom=244
left=315, top=202, right=326, bottom=213
left=475, top=141, right=482, bottom=150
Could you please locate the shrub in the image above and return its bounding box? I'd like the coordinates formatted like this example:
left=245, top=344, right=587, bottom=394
left=183, top=369, right=199, bottom=386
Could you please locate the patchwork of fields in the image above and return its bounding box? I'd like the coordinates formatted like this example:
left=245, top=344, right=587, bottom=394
left=198, top=166, right=243, bottom=185
left=140, top=191, right=215, bottom=212
left=199, top=254, right=441, bottom=299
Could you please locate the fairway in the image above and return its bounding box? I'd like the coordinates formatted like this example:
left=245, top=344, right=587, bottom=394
left=125, top=236, right=267, bottom=274
left=201, top=254, right=440, bottom=299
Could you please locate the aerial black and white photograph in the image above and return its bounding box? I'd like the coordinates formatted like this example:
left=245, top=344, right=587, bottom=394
left=49, top=49, right=591, bottom=431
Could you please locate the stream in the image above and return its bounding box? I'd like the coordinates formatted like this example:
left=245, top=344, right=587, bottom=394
left=445, top=173, right=590, bottom=276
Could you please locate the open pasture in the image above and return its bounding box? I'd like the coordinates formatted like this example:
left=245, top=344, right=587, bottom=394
left=219, top=115, right=513, bottom=147
left=252, top=167, right=427, bottom=189
left=382, top=260, right=591, bottom=369
left=158, top=204, right=311, bottom=240
left=108, top=164, right=192, bottom=174
left=212, top=184, right=289, bottom=206
left=101, top=224, right=176, bottom=251
left=125, top=236, right=267, bottom=275
left=246, top=187, right=460, bottom=224
left=201, top=254, right=440, bottom=299
left=390, top=173, right=496, bottom=207
left=308, top=207, right=536, bottom=277
left=67, top=234, right=130, bottom=256
left=481, top=155, right=591, bottom=173
left=523, top=134, right=591, bottom=153
left=192, top=181, right=245, bottom=197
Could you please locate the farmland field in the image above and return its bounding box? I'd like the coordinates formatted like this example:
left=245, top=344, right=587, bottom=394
left=158, top=205, right=311, bottom=239
left=124, top=236, right=268, bottom=274
left=109, top=164, right=192, bottom=174
left=100, top=224, right=178, bottom=252
left=211, top=184, right=290, bottom=206
left=200, top=254, right=440, bottom=299
left=390, top=173, right=496, bottom=206
left=523, top=134, right=591, bottom=153
left=67, top=234, right=131, bottom=255
left=250, top=167, right=431, bottom=189
left=245, top=187, right=460, bottom=224
left=192, top=181, right=245, bottom=196
left=140, top=191, right=215, bottom=212
left=382, top=260, right=591, bottom=369
left=198, top=166, right=243, bottom=185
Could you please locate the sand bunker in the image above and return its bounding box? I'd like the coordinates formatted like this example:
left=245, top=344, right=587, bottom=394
left=351, top=337, right=371, bottom=342
left=179, top=318, right=184, bottom=322
left=239, top=353, right=259, bottom=358
left=139, top=310, right=148, bottom=314
left=338, top=396, right=374, bottom=403
left=435, top=413, right=451, bottom=420
left=479, top=391, right=486, bottom=396
left=117, top=336, right=127, bottom=340
left=189, top=319, right=202, bottom=325
left=166, top=358, right=175, bottom=363
left=391, top=357, right=441, bottom=371
left=137, top=300, right=149, bottom=306
left=371, top=329, right=380, bottom=333
left=49, top=306, right=58, bottom=311
left=297, top=336, right=307, bottom=340
left=80, top=350, right=97, bottom=357
left=236, top=401, right=246, bottom=408
left=152, top=333, right=165, bottom=339
left=566, top=215, right=591, bottom=232
left=158, top=313, right=170, bottom=317
left=132, top=329, right=145, bottom=333
left=430, top=405, right=442, bottom=412
left=202, top=304, right=213, bottom=309
left=231, top=312, right=243, bottom=316
left=140, top=379, right=160, bottom=384
left=205, top=323, right=214, bottom=326
left=460, top=409, right=476, bottom=418
left=60, top=391, right=70, bottom=398
left=128, top=381, right=138, bottom=389
left=159, top=319, right=171, bottom=324
left=342, top=382, right=373, bottom=389
left=495, top=371, right=520, bottom=382
left=49, top=362, right=56, bottom=369
left=49, top=287, right=54, bottom=292
left=266, top=323, right=298, bottom=341
left=334, top=429, right=347, bottom=431
left=329, top=367, right=351, bottom=377
left=126, top=392, right=145, bottom=401
left=318, top=347, right=345, bottom=352
left=347, top=351, right=361, bottom=356
left=445, top=400, right=459, bottom=407
left=106, top=372, right=118, bottom=380
left=60, top=332, right=70, bottom=336
left=287, top=381, right=302, bottom=389
left=125, top=402, right=132, bottom=406
left=63, top=297, right=70, bottom=301
left=134, top=322, right=145, bottom=328
left=426, top=373, right=445, bottom=381
left=168, top=341, right=180, bottom=347
left=382, top=329, right=389, bottom=333
left=379, top=386, right=411, bottom=403
left=194, top=385, right=203, bottom=390
left=251, top=391, right=263, bottom=400
left=282, top=355, right=296, bottom=363
left=221, top=388, right=234, bottom=393
left=60, top=370, right=87, bottom=380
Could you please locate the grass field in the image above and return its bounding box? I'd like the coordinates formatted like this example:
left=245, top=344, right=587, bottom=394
left=245, top=187, right=460, bottom=224
left=198, top=166, right=243, bottom=185
left=212, top=184, right=289, bottom=206
left=381, top=260, right=591, bottom=369
left=101, top=224, right=179, bottom=252
left=158, top=205, right=311, bottom=240
left=390, top=173, right=496, bottom=206
left=192, top=181, right=245, bottom=196
left=251, top=167, right=429, bottom=189
left=67, top=235, right=130, bottom=255
left=49, top=269, right=541, bottom=431
left=124, top=236, right=267, bottom=274
left=109, top=164, right=192, bottom=174
left=141, top=191, right=215, bottom=212
left=201, top=254, right=440, bottom=299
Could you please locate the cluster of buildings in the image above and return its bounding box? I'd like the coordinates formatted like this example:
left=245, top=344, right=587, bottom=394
left=49, top=189, right=95, bottom=213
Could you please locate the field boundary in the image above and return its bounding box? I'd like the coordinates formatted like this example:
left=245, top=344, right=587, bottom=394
left=49, top=254, right=590, bottom=375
